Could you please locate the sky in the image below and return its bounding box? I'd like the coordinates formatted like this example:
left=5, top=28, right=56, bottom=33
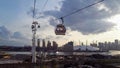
left=0, top=0, right=120, bottom=46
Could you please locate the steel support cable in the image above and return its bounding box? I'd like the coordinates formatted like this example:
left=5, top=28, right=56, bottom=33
left=60, top=0, right=104, bottom=19
left=32, top=0, right=49, bottom=19
left=35, top=0, right=48, bottom=19
left=41, top=0, right=48, bottom=13
left=33, top=0, right=36, bottom=21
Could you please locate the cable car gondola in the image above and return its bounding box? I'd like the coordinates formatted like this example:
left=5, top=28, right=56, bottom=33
left=55, top=17, right=66, bottom=35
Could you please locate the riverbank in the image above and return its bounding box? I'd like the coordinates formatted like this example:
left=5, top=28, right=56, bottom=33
left=0, top=53, right=120, bottom=68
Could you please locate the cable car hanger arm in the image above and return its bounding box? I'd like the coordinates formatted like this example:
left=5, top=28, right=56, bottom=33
left=60, top=17, right=64, bottom=24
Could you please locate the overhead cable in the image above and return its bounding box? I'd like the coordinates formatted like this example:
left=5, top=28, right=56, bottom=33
left=60, top=0, right=104, bottom=18
left=41, top=0, right=48, bottom=13
left=33, top=0, right=36, bottom=20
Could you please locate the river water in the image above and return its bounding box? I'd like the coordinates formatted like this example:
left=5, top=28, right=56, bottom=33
left=6, top=50, right=120, bottom=56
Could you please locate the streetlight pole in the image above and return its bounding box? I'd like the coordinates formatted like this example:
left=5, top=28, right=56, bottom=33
left=31, top=21, right=40, bottom=63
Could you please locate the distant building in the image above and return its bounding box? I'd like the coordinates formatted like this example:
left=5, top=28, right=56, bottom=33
left=115, top=39, right=119, bottom=45
left=98, top=42, right=104, bottom=51
left=42, top=39, right=46, bottom=51
left=90, top=43, right=97, bottom=47
left=63, top=41, right=73, bottom=52
left=98, top=39, right=120, bottom=51
left=47, top=41, right=52, bottom=51
left=42, top=39, right=46, bottom=47
left=37, top=39, right=40, bottom=47
left=53, top=41, right=58, bottom=51
left=81, top=42, right=84, bottom=46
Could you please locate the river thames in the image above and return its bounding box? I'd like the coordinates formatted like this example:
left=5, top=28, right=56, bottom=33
left=6, top=50, right=120, bottom=56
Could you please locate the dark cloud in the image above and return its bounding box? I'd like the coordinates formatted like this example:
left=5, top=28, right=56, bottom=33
left=12, top=31, right=25, bottom=39
left=42, top=0, right=120, bottom=35
left=0, top=26, right=11, bottom=39
left=0, top=39, right=28, bottom=46
left=0, top=26, right=29, bottom=46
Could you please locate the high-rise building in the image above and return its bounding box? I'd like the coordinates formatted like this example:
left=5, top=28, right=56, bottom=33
left=63, top=41, right=73, bottom=52
left=90, top=43, right=97, bottom=47
left=37, top=39, right=40, bottom=47
left=115, top=39, right=119, bottom=45
left=81, top=42, right=84, bottom=46
left=47, top=41, right=51, bottom=50
left=53, top=41, right=58, bottom=51
left=98, top=42, right=104, bottom=51
left=42, top=39, right=46, bottom=51
left=98, top=40, right=120, bottom=51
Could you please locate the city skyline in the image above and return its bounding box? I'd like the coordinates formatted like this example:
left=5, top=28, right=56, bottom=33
left=1, top=39, right=120, bottom=51
left=0, top=0, right=120, bottom=46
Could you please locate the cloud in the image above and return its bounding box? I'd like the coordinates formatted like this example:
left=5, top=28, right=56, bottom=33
left=12, top=31, right=25, bottom=39
left=0, top=26, right=30, bottom=46
left=0, top=26, right=11, bottom=39
left=41, top=0, right=120, bottom=35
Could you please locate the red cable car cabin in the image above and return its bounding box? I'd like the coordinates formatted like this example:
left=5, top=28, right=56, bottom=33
left=55, top=24, right=66, bottom=35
